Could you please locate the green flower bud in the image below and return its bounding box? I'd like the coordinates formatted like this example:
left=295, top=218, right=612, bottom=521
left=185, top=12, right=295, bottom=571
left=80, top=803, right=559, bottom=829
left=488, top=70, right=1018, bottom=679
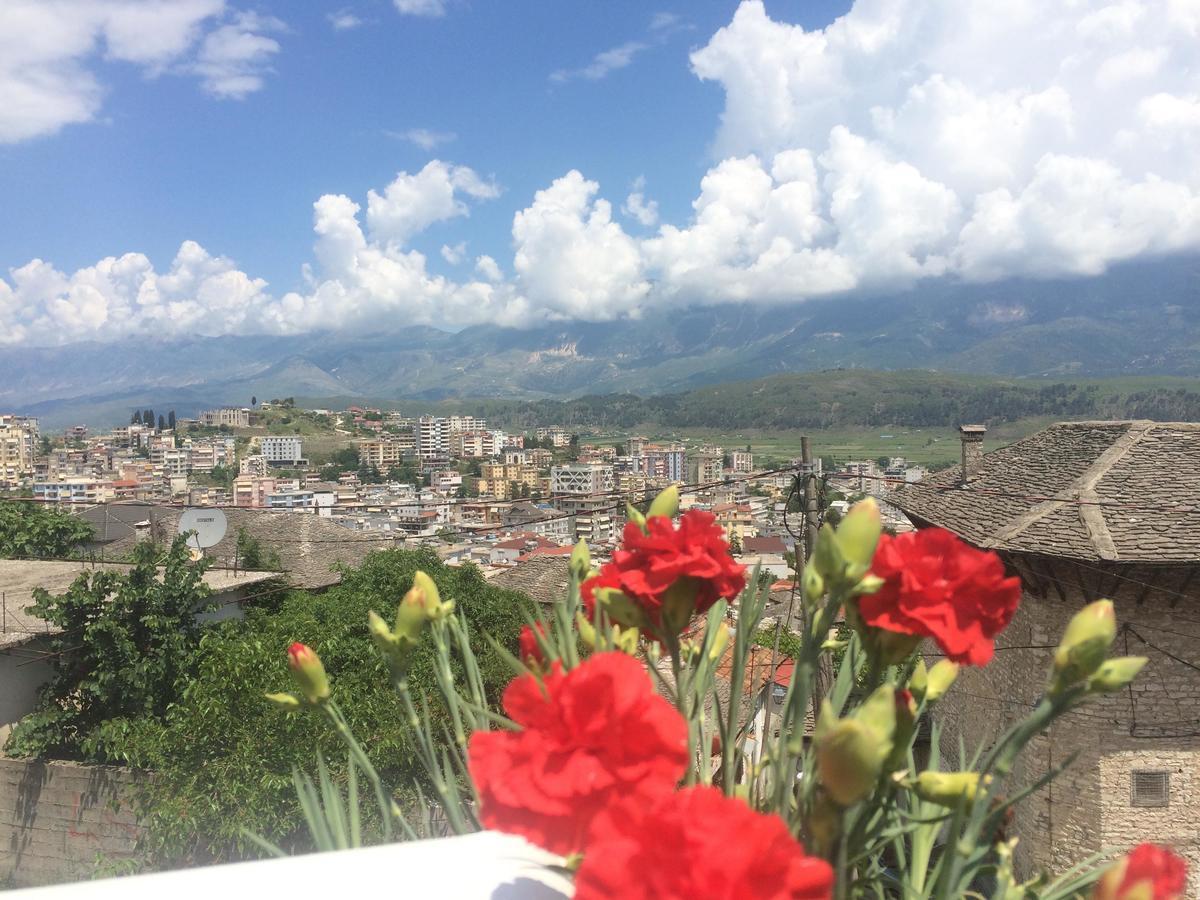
left=816, top=710, right=881, bottom=806
left=801, top=563, right=825, bottom=604
left=569, top=538, right=592, bottom=581
left=924, top=660, right=959, bottom=703
left=625, top=502, right=647, bottom=532
left=263, top=691, right=302, bottom=712
left=593, top=585, right=650, bottom=631
left=1087, top=656, right=1147, bottom=694
left=647, top=485, right=680, bottom=521
left=912, top=770, right=991, bottom=807
left=835, top=498, right=881, bottom=579
left=909, top=658, right=929, bottom=702
left=287, top=642, right=330, bottom=705
left=411, top=570, right=454, bottom=619
left=1052, top=600, right=1116, bottom=690
left=812, top=523, right=846, bottom=582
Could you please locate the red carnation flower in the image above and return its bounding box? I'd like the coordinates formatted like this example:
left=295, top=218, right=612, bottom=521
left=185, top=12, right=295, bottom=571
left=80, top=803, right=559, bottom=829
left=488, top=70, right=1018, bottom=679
left=467, top=651, right=688, bottom=856
left=581, top=510, right=746, bottom=633
left=1094, top=843, right=1188, bottom=900
left=518, top=623, right=546, bottom=666
left=575, top=786, right=834, bottom=900
left=861, top=528, right=1021, bottom=666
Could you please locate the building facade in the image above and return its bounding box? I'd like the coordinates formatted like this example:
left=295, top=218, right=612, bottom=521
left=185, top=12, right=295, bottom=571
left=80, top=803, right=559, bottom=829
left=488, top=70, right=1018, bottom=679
left=260, top=436, right=305, bottom=467
left=892, top=421, right=1200, bottom=882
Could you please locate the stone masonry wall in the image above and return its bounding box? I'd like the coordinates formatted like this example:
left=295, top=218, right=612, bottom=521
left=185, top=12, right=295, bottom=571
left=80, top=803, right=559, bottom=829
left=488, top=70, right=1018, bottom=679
left=0, top=757, right=144, bottom=887
left=934, top=561, right=1200, bottom=897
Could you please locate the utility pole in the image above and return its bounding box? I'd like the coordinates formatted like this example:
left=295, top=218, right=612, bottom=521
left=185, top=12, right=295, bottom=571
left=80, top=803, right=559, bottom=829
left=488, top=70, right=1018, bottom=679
left=802, top=436, right=831, bottom=722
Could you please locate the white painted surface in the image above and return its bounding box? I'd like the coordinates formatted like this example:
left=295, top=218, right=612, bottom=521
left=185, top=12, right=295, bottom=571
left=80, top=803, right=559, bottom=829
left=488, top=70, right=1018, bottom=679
left=8, top=831, right=572, bottom=899
left=0, top=648, right=55, bottom=728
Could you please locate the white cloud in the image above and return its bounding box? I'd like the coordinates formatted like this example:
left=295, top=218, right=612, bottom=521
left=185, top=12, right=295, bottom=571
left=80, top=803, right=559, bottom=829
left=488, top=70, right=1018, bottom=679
left=394, top=127, right=457, bottom=150
left=512, top=171, right=649, bottom=319
left=440, top=242, right=467, bottom=265
left=622, top=176, right=660, bottom=227
left=0, top=1, right=281, bottom=142
left=475, top=255, right=503, bottom=282
left=328, top=10, right=364, bottom=31
left=552, top=40, right=648, bottom=83
left=365, top=161, right=500, bottom=245
left=393, top=0, right=445, bottom=17
left=191, top=11, right=283, bottom=99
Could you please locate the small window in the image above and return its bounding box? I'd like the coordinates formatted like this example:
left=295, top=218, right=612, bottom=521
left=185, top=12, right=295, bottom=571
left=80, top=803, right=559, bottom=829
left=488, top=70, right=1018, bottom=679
left=1131, top=770, right=1170, bottom=808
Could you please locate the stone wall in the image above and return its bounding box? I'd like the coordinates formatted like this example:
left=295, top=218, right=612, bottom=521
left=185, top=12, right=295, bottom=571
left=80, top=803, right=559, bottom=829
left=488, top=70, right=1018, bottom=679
left=934, top=560, right=1200, bottom=897
left=0, top=757, right=144, bottom=887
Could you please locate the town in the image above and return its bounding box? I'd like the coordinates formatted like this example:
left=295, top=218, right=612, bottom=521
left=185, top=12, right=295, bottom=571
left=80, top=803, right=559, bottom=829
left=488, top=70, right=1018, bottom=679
left=0, top=404, right=925, bottom=575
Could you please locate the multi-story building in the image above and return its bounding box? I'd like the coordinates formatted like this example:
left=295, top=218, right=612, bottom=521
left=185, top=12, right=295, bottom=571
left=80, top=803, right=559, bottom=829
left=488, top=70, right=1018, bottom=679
left=32, top=478, right=115, bottom=504
left=555, top=495, right=618, bottom=544
left=358, top=436, right=414, bottom=470
left=688, top=449, right=724, bottom=485
left=641, top=443, right=686, bottom=483
left=266, top=489, right=316, bottom=512
left=431, top=470, right=463, bottom=493
left=199, top=407, right=252, bottom=428
left=730, top=450, right=754, bottom=474
left=417, top=417, right=448, bottom=461
left=187, top=437, right=236, bottom=472
left=239, top=454, right=270, bottom=477
left=0, top=415, right=39, bottom=487
left=447, top=415, right=486, bottom=433
left=160, top=447, right=191, bottom=478
left=260, top=436, right=305, bottom=467
left=233, top=475, right=277, bottom=508
left=551, top=463, right=614, bottom=496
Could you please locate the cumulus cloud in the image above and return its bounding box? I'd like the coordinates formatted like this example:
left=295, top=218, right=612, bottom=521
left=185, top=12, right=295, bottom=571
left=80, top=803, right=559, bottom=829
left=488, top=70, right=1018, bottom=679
left=365, top=161, right=500, bottom=245
left=622, top=177, right=659, bottom=227
left=328, top=9, right=364, bottom=31
left=0, top=1, right=281, bottom=142
left=6, top=0, right=1200, bottom=343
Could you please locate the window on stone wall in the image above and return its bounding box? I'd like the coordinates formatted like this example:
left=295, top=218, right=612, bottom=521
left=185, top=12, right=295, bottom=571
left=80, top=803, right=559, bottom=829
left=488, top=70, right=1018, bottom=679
left=1130, top=770, right=1170, bottom=807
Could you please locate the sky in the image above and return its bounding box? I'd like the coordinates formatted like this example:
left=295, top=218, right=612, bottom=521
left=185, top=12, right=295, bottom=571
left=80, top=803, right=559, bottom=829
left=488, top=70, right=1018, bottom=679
left=1, top=0, right=1199, bottom=346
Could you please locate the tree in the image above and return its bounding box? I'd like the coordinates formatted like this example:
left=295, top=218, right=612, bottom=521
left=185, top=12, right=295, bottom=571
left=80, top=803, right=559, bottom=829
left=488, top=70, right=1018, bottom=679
left=236, top=526, right=281, bottom=571
left=4, top=536, right=214, bottom=760
left=251, top=396, right=257, bottom=407
left=100, top=550, right=530, bottom=863
left=157, top=415, right=166, bottom=432
left=143, top=409, right=154, bottom=428
left=131, top=411, right=142, bottom=425
left=168, top=410, right=177, bottom=430
left=0, top=501, right=93, bottom=558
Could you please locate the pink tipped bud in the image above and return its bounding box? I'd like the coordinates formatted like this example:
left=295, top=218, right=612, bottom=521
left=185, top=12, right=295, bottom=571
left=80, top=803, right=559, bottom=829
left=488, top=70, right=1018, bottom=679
left=288, top=642, right=330, bottom=705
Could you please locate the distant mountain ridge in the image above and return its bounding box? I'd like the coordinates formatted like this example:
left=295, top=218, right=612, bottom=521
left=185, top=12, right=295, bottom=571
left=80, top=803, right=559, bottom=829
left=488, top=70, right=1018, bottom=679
left=4, top=255, right=1198, bottom=428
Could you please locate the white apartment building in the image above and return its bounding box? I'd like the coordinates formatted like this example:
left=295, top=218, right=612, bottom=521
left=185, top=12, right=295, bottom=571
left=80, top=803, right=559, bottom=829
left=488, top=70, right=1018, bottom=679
left=730, top=450, right=754, bottom=473
left=266, top=490, right=316, bottom=512
left=260, top=436, right=305, bottom=467
left=551, top=463, right=615, bottom=496
left=689, top=449, right=724, bottom=485
left=417, top=417, right=448, bottom=460
left=32, top=478, right=115, bottom=504
left=187, top=438, right=236, bottom=472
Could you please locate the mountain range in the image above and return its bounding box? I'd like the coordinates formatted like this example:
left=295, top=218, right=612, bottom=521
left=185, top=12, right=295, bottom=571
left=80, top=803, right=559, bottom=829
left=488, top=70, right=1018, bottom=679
left=4, top=254, right=1198, bottom=428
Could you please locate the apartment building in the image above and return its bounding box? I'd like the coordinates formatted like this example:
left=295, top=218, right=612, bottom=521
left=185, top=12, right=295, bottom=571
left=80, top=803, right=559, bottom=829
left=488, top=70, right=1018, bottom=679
left=416, top=417, right=448, bottom=460
left=641, top=443, right=686, bottom=483
left=187, top=437, right=236, bottom=472
left=358, top=435, right=414, bottom=470
left=266, top=490, right=316, bottom=512
left=730, top=449, right=754, bottom=473
left=32, top=478, right=115, bottom=504
left=260, top=436, right=305, bottom=467
left=233, top=475, right=277, bottom=508
left=688, top=449, right=724, bottom=485
left=0, top=415, right=39, bottom=487
left=551, top=463, right=614, bottom=496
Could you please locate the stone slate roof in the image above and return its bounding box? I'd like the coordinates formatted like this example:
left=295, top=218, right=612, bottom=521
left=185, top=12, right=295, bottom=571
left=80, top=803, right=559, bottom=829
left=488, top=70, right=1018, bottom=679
left=488, top=555, right=572, bottom=606
left=99, top=505, right=385, bottom=589
left=890, top=421, right=1200, bottom=564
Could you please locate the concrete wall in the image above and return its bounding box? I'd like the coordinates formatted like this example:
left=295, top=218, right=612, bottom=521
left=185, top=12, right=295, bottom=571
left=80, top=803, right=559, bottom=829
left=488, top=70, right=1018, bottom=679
left=0, top=757, right=144, bottom=887
left=934, top=560, right=1200, bottom=896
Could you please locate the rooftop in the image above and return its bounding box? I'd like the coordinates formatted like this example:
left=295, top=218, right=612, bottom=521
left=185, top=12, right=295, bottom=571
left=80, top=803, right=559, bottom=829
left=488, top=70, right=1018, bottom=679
left=0, top=560, right=277, bottom=650
left=488, top=555, right=572, bottom=605
left=890, top=420, right=1200, bottom=564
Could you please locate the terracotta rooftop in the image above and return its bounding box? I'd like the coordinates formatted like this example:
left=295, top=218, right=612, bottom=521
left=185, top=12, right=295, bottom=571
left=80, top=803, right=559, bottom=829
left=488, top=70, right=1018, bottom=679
left=890, top=421, right=1200, bottom=564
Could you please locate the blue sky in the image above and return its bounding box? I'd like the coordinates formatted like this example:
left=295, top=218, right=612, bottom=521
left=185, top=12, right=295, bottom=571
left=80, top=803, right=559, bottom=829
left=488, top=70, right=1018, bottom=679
left=1, top=0, right=1197, bottom=345
left=0, top=1, right=849, bottom=292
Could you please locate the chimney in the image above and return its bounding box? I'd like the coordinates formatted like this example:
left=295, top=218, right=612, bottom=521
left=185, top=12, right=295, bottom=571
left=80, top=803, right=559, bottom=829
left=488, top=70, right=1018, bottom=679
left=959, top=425, right=986, bottom=483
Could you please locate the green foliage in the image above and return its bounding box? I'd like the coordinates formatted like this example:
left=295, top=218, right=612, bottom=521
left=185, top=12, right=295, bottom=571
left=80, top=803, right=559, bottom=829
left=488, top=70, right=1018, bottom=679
left=4, top=537, right=213, bottom=760
left=99, top=549, right=530, bottom=864
left=235, top=526, right=281, bottom=571
left=752, top=626, right=803, bottom=660
left=0, top=500, right=93, bottom=558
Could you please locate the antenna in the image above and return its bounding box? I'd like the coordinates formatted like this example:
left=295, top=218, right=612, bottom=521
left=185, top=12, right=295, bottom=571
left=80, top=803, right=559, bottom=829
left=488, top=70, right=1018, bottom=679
left=178, top=508, right=228, bottom=551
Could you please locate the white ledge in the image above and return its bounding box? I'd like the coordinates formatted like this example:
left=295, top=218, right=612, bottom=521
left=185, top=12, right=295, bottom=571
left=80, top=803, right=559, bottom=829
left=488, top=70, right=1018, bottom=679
left=10, top=832, right=572, bottom=899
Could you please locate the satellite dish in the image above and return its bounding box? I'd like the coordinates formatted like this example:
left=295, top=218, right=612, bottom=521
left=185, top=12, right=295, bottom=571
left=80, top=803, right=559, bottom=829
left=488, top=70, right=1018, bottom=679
left=178, top=508, right=228, bottom=550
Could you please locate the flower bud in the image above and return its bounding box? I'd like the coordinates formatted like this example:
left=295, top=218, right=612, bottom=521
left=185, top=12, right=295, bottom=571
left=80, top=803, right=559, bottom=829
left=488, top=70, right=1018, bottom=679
left=1092, top=843, right=1188, bottom=900
left=1053, top=600, right=1116, bottom=690
left=410, top=570, right=454, bottom=620
left=707, top=621, right=732, bottom=662
left=835, top=498, right=881, bottom=579
left=924, top=660, right=959, bottom=703
left=519, top=623, right=547, bottom=667
left=569, top=539, right=591, bottom=581
left=625, top=502, right=647, bottom=532
left=647, top=485, right=680, bottom=521
left=812, top=523, right=846, bottom=582
left=816, top=712, right=881, bottom=806
left=1088, top=656, right=1148, bottom=694
left=912, top=771, right=991, bottom=807
left=801, top=563, right=825, bottom=604
left=264, top=691, right=302, bottom=712
left=287, top=642, right=330, bottom=705
left=909, top=658, right=929, bottom=702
